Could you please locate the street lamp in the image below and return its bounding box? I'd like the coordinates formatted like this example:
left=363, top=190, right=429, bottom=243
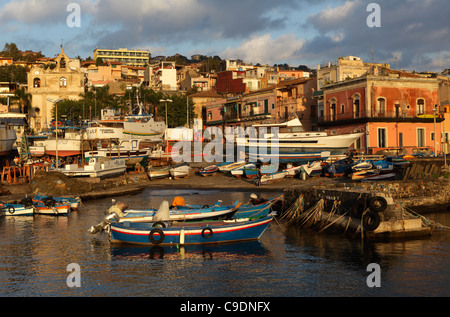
left=159, top=99, right=172, bottom=128
left=433, top=106, right=438, bottom=157
left=47, top=98, right=63, bottom=170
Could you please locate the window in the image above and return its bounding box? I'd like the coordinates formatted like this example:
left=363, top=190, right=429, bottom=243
left=354, top=99, right=360, bottom=117
left=60, top=57, right=66, bottom=69
left=417, top=98, right=425, bottom=115
left=417, top=128, right=425, bottom=147
left=329, top=99, right=337, bottom=121
left=33, top=78, right=41, bottom=88
left=60, top=77, right=67, bottom=87
left=207, top=112, right=212, bottom=120
left=377, top=98, right=386, bottom=116
left=352, top=94, right=361, bottom=118
left=378, top=128, right=387, bottom=148
left=341, top=104, right=345, bottom=114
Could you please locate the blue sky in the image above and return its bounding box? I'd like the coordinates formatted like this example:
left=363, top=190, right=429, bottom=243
left=0, top=0, right=448, bottom=72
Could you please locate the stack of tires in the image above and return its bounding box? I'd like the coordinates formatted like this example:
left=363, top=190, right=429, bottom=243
left=351, top=196, right=388, bottom=231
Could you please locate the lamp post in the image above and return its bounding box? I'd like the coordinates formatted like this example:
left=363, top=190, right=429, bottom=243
left=159, top=99, right=172, bottom=128
left=433, top=106, right=437, bottom=157
left=47, top=98, right=63, bottom=169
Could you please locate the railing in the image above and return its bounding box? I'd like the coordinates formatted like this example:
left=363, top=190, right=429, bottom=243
left=318, top=110, right=436, bottom=123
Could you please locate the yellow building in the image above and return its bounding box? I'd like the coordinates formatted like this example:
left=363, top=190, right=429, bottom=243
left=27, top=49, right=85, bottom=131
left=93, top=48, right=150, bottom=67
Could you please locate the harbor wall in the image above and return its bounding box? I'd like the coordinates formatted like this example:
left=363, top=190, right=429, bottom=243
left=283, top=178, right=450, bottom=214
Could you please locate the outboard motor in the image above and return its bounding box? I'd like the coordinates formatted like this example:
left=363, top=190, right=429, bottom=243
left=88, top=202, right=129, bottom=234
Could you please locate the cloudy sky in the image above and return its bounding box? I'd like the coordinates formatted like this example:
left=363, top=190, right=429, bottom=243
left=0, top=0, right=448, bottom=72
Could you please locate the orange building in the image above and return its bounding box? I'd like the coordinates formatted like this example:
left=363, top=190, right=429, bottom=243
left=321, top=72, right=443, bottom=155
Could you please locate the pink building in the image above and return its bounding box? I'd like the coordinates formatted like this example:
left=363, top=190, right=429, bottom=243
left=322, top=72, right=442, bottom=155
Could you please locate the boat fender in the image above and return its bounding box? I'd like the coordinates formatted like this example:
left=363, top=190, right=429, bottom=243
left=8, top=206, right=15, bottom=214
left=369, top=196, right=388, bottom=213
left=202, top=227, right=213, bottom=239
left=362, top=211, right=381, bottom=231
left=149, top=228, right=165, bottom=245
left=351, top=199, right=366, bottom=218
left=152, top=221, right=167, bottom=228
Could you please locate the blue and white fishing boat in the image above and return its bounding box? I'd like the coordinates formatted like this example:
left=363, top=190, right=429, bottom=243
left=373, top=160, right=394, bottom=172
left=230, top=163, right=255, bottom=178
left=109, top=213, right=275, bottom=246
left=1, top=203, right=34, bottom=216
left=118, top=201, right=242, bottom=223
left=198, top=165, right=219, bottom=177
left=33, top=194, right=81, bottom=211
left=244, top=163, right=279, bottom=178
left=234, top=200, right=273, bottom=219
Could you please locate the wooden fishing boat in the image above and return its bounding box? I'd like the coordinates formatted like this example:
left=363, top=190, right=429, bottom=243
left=352, top=160, right=374, bottom=171
left=234, top=200, right=273, bottom=219
left=373, top=160, right=394, bottom=172
left=361, top=172, right=397, bottom=182
left=301, top=161, right=323, bottom=176
left=218, top=161, right=247, bottom=173
left=33, top=203, right=71, bottom=215
left=33, top=195, right=80, bottom=211
left=244, top=163, right=278, bottom=178
left=198, top=165, right=219, bottom=177
left=1, top=203, right=34, bottom=216
left=284, top=165, right=302, bottom=177
left=351, top=169, right=380, bottom=181
left=148, top=166, right=170, bottom=180
left=109, top=214, right=275, bottom=246
left=118, top=202, right=242, bottom=223
left=259, top=171, right=286, bottom=184
left=230, top=163, right=255, bottom=178
left=169, top=162, right=191, bottom=178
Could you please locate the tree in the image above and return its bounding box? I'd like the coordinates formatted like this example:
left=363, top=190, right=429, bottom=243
left=156, top=94, right=195, bottom=128
left=51, top=99, right=84, bottom=125
left=14, top=87, right=32, bottom=114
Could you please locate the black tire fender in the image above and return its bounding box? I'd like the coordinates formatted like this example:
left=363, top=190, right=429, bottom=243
left=363, top=211, right=381, bottom=231
left=201, top=227, right=213, bottom=239
left=152, top=221, right=167, bottom=228
left=369, top=196, right=388, bottom=212
left=8, top=206, right=15, bottom=214
left=149, top=228, right=165, bottom=244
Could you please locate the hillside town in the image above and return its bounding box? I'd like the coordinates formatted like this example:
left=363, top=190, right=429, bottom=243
left=1, top=43, right=449, bottom=164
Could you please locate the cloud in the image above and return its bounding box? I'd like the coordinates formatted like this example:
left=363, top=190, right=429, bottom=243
left=221, top=33, right=305, bottom=65
left=301, top=0, right=450, bottom=71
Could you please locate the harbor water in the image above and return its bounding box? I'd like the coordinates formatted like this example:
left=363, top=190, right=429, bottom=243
left=0, top=188, right=449, bottom=297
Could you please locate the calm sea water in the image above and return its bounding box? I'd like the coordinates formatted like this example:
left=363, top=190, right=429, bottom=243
left=0, top=188, right=449, bottom=298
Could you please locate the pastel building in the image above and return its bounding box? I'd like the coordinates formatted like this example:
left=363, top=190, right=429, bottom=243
left=321, top=71, right=442, bottom=154
left=27, top=49, right=85, bottom=131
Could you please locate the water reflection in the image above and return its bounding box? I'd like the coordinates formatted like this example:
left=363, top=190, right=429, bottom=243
left=110, top=240, right=269, bottom=261
left=0, top=188, right=448, bottom=297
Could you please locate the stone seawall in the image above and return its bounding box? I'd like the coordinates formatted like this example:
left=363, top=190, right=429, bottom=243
left=284, top=178, right=450, bottom=214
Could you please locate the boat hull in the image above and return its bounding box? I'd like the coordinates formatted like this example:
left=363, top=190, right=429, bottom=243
left=148, top=167, right=170, bottom=180
left=110, top=215, right=274, bottom=246
left=1, top=204, right=34, bottom=216
left=33, top=204, right=70, bottom=215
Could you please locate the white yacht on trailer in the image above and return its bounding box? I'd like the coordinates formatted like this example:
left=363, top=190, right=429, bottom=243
left=236, top=118, right=363, bottom=163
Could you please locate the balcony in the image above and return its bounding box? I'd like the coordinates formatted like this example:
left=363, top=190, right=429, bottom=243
left=318, top=110, right=444, bottom=126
